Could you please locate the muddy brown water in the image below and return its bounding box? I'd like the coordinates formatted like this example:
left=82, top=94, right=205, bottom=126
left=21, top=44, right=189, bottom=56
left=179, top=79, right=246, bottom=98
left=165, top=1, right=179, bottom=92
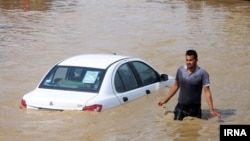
left=0, top=0, right=249, bottom=141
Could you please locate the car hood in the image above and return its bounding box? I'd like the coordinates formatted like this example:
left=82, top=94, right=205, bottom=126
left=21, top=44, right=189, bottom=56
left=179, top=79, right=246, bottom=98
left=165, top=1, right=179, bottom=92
left=23, top=88, right=97, bottom=110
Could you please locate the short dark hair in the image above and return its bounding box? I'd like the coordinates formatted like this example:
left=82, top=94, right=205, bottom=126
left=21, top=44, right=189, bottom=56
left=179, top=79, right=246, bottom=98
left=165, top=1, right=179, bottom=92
left=186, top=49, right=198, bottom=59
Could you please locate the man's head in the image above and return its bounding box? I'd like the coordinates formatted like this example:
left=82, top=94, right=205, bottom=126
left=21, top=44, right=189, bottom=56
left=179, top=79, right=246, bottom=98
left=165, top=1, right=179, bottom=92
left=185, top=49, right=198, bottom=70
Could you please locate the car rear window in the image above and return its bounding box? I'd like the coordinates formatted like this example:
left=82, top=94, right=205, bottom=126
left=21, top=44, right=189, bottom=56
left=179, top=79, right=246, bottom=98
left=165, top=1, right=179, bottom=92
left=39, top=66, right=105, bottom=93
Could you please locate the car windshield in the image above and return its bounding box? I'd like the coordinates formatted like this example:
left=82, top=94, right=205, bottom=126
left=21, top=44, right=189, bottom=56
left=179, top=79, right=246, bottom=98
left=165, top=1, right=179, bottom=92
left=39, top=66, right=105, bottom=93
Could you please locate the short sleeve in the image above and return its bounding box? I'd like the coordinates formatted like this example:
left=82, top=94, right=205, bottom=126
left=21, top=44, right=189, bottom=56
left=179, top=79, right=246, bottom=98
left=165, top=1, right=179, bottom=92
left=175, top=66, right=182, bottom=82
left=201, top=69, right=210, bottom=86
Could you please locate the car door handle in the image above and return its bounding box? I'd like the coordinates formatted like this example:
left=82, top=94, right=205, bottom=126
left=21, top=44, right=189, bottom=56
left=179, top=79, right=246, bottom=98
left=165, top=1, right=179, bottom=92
left=123, top=97, right=128, bottom=102
left=146, top=90, right=150, bottom=95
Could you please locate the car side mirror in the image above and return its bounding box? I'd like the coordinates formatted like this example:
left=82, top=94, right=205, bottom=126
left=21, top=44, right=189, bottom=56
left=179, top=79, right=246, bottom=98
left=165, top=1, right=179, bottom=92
left=160, top=74, right=168, bottom=81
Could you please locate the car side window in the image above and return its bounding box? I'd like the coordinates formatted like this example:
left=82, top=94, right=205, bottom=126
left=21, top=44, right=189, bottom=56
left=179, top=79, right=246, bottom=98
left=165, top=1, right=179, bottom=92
left=131, top=61, right=159, bottom=86
left=115, top=64, right=138, bottom=92
left=114, top=73, right=125, bottom=92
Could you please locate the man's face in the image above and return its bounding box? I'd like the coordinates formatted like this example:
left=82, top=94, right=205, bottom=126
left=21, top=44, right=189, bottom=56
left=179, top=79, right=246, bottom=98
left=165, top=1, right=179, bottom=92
left=186, top=55, right=197, bottom=69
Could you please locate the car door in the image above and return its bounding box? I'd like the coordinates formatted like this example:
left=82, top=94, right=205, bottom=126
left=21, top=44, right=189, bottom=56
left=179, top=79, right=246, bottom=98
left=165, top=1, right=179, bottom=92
left=113, top=61, right=161, bottom=104
left=113, top=63, right=139, bottom=104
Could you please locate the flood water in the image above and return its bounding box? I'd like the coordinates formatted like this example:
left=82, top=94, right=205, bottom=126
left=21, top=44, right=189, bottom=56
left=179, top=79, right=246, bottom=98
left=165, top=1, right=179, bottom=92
left=0, top=0, right=249, bottom=140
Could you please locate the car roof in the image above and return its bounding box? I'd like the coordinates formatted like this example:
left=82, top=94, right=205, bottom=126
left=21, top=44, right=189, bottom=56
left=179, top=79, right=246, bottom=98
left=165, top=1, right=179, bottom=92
left=58, top=54, right=132, bottom=69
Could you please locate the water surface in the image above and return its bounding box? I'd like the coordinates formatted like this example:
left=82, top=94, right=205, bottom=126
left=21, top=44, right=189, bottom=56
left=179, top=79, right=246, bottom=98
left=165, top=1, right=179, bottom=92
left=0, top=0, right=249, bottom=140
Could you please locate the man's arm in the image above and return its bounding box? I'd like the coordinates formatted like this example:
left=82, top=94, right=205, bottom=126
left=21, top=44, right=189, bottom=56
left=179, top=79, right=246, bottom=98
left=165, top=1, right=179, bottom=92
left=203, top=86, right=221, bottom=118
left=158, top=81, right=179, bottom=106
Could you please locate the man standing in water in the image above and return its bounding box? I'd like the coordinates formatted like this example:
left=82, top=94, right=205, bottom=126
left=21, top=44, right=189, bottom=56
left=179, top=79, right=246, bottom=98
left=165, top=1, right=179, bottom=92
left=158, top=49, right=221, bottom=120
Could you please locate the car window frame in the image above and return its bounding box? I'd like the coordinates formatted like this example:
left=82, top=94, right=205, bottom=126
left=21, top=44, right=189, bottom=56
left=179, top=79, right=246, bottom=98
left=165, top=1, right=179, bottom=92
left=114, top=61, right=161, bottom=93
left=114, top=63, right=139, bottom=93
left=130, top=61, right=161, bottom=86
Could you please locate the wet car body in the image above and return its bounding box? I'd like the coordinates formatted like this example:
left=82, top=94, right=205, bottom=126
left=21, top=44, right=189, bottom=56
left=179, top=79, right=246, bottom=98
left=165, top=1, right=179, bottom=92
left=20, top=54, right=174, bottom=112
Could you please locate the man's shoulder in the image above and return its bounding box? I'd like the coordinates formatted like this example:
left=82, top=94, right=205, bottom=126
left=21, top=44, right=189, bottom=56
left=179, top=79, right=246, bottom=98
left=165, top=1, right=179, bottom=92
left=196, top=67, right=209, bottom=77
left=197, top=66, right=208, bottom=73
left=176, top=66, right=185, bottom=74
left=178, top=65, right=186, bottom=70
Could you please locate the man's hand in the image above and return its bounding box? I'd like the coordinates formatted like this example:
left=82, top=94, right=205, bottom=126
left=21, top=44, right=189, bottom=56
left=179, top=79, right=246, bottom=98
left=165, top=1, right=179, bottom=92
left=210, top=110, right=221, bottom=118
left=158, top=100, right=165, bottom=107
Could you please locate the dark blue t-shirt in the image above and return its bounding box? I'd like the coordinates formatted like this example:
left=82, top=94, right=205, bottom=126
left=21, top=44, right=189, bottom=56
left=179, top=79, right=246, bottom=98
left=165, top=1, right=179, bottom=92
left=176, top=65, right=210, bottom=105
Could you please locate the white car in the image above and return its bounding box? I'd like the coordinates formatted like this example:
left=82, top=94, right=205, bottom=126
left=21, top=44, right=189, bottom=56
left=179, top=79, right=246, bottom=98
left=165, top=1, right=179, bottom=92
left=20, top=54, right=175, bottom=112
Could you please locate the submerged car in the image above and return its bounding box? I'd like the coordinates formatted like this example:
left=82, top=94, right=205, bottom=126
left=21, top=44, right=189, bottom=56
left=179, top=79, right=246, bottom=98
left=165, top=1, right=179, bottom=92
left=20, top=54, right=174, bottom=112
